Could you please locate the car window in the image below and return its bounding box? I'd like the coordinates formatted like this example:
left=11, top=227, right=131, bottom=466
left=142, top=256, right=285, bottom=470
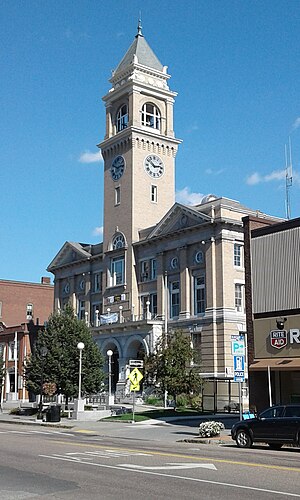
left=284, top=406, right=300, bottom=417
left=260, top=406, right=284, bottom=418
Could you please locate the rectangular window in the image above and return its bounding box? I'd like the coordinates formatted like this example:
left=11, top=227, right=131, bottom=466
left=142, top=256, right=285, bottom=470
left=151, top=293, right=157, bottom=316
left=78, top=300, right=85, bottom=320
left=194, top=275, right=206, bottom=314
left=150, top=259, right=157, bottom=280
left=234, top=243, right=243, bottom=267
left=92, top=303, right=102, bottom=326
left=8, top=340, right=19, bottom=361
left=111, top=256, right=125, bottom=286
left=235, top=284, right=244, bottom=312
left=0, top=301, right=2, bottom=318
left=141, top=293, right=157, bottom=318
left=115, top=186, right=120, bottom=205
left=26, top=303, right=33, bottom=320
left=140, top=260, right=149, bottom=281
left=93, top=272, right=102, bottom=292
left=151, top=185, right=157, bottom=203
left=170, top=281, right=180, bottom=319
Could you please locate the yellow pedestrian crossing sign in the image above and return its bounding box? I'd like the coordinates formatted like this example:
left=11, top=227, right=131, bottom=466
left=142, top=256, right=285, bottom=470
left=128, top=367, right=143, bottom=392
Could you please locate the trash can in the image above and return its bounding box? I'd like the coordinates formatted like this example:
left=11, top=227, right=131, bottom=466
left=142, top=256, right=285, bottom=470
left=46, top=405, right=61, bottom=422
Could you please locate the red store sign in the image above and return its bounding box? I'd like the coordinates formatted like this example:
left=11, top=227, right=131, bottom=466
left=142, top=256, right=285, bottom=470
left=270, top=330, right=287, bottom=349
left=269, top=329, right=300, bottom=350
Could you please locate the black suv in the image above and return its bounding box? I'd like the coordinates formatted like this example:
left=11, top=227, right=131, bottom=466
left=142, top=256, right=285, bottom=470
left=231, top=405, right=300, bottom=449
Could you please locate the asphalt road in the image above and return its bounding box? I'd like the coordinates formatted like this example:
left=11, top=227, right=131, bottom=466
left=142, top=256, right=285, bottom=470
left=0, top=422, right=300, bottom=499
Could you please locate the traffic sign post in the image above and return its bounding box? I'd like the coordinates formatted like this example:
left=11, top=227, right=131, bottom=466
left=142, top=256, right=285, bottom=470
left=128, top=367, right=143, bottom=423
left=233, top=355, right=245, bottom=382
left=231, top=335, right=246, bottom=420
left=129, top=359, right=144, bottom=368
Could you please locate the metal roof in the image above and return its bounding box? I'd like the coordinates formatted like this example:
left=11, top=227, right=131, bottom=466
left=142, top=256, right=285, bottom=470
left=114, top=22, right=163, bottom=73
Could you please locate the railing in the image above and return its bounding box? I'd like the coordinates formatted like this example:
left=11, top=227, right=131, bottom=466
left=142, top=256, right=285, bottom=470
left=90, top=312, right=160, bottom=327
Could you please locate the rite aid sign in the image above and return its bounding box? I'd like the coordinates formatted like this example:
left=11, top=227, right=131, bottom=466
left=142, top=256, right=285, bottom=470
left=270, top=329, right=300, bottom=350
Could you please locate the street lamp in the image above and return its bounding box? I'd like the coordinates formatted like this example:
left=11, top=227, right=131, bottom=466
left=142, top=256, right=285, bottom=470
left=107, top=349, right=114, bottom=406
left=38, top=346, right=48, bottom=419
left=77, top=342, right=85, bottom=400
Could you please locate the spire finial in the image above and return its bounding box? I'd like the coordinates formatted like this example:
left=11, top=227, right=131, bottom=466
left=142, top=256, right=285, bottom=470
left=136, top=17, right=143, bottom=37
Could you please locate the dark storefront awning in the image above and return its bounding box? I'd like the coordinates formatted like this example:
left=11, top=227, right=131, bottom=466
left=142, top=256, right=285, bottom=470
left=250, top=358, right=300, bottom=371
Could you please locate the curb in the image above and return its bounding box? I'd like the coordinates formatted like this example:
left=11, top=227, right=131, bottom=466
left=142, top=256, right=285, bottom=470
left=0, top=418, right=74, bottom=429
left=179, top=436, right=233, bottom=445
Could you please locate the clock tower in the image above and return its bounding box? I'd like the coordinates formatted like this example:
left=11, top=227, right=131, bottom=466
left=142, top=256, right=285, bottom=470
left=98, top=21, right=181, bottom=310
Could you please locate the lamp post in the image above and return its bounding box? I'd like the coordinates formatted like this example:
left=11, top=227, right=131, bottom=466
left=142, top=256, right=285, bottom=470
left=107, top=349, right=114, bottom=406
left=38, top=346, right=48, bottom=419
left=77, top=342, right=85, bottom=400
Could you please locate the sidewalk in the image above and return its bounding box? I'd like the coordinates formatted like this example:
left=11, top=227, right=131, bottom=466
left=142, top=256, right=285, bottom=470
left=0, top=409, right=234, bottom=445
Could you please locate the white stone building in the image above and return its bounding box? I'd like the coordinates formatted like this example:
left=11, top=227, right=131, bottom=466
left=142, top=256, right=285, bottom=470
left=48, top=24, right=277, bottom=410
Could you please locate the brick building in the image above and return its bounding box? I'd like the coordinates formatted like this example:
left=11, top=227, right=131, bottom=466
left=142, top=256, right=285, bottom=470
left=0, top=277, right=53, bottom=327
left=0, top=277, right=53, bottom=404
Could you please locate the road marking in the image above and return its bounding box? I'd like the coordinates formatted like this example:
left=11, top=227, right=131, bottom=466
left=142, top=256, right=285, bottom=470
left=118, top=462, right=217, bottom=471
left=0, top=429, right=73, bottom=436
left=29, top=430, right=74, bottom=436
left=50, top=440, right=300, bottom=473
left=74, top=429, right=95, bottom=434
left=64, top=450, right=152, bottom=459
left=39, top=454, right=300, bottom=497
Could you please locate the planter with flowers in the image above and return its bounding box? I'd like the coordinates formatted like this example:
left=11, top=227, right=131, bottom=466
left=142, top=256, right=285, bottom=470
left=198, top=420, right=225, bottom=438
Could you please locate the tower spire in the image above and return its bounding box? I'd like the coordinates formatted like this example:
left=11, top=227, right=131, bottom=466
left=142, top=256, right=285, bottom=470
left=136, top=18, right=143, bottom=38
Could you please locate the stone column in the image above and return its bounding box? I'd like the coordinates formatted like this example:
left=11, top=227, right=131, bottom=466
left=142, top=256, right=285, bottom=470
left=179, top=246, right=190, bottom=319
left=53, top=279, right=60, bottom=311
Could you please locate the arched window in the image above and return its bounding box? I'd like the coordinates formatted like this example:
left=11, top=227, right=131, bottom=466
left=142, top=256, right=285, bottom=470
left=112, top=233, right=125, bottom=250
left=116, top=104, right=128, bottom=132
left=141, top=103, right=160, bottom=130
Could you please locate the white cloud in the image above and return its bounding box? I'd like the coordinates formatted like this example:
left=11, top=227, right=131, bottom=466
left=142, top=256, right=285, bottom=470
left=64, top=28, right=90, bottom=41
left=246, top=169, right=286, bottom=185
left=246, top=172, right=262, bottom=185
left=185, top=123, right=199, bottom=134
left=79, top=151, right=103, bottom=164
left=205, top=168, right=225, bottom=176
left=64, top=28, right=74, bottom=40
left=264, top=170, right=286, bottom=182
left=92, top=226, right=103, bottom=237
left=292, top=117, right=300, bottom=130
left=176, top=187, right=204, bottom=205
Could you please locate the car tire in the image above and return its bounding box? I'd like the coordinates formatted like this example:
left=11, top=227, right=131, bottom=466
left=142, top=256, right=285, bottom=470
left=235, top=429, right=252, bottom=448
left=268, top=443, right=283, bottom=450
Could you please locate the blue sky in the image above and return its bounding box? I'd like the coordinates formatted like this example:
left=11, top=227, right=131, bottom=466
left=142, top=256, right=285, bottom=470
left=1, top=0, right=300, bottom=283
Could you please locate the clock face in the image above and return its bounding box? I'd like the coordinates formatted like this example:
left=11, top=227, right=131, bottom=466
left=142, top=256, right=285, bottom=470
left=111, top=155, right=125, bottom=181
left=144, top=154, right=164, bottom=178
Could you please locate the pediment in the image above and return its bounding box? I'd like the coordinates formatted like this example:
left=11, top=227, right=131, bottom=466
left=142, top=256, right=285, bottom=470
left=147, top=203, right=212, bottom=239
left=47, top=242, right=92, bottom=271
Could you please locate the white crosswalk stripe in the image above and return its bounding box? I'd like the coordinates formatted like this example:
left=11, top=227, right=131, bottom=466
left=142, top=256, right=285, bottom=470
left=0, top=429, right=73, bottom=436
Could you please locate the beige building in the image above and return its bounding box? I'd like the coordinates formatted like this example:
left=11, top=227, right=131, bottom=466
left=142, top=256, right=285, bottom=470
left=48, top=24, right=277, bottom=410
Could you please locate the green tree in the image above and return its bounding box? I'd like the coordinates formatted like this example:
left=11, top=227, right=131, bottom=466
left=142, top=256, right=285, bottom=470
left=0, top=357, right=5, bottom=407
left=25, top=305, right=105, bottom=405
left=145, top=330, right=202, bottom=407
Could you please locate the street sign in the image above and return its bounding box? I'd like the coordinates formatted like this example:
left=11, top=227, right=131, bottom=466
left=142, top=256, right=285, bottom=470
left=129, top=359, right=144, bottom=368
left=234, top=370, right=245, bottom=382
left=231, top=336, right=245, bottom=356
left=130, top=382, right=140, bottom=392
left=233, top=355, right=245, bottom=371
left=233, top=355, right=245, bottom=382
left=128, top=367, right=143, bottom=391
